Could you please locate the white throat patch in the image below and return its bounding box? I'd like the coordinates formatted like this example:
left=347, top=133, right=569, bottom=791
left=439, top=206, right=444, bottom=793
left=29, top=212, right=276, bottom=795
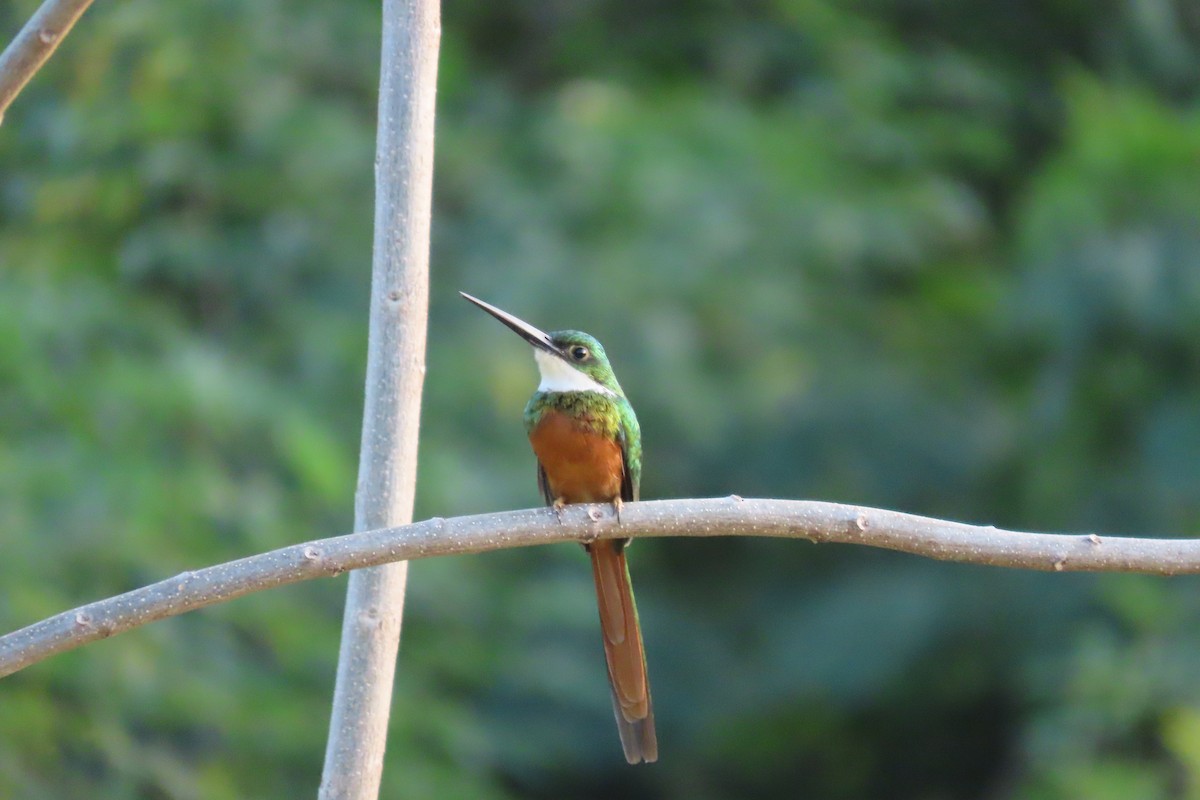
left=534, top=349, right=615, bottom=395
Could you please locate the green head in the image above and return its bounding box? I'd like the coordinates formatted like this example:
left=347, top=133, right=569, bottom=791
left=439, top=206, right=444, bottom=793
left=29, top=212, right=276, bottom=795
left=461, top=293, right=625, bottom=397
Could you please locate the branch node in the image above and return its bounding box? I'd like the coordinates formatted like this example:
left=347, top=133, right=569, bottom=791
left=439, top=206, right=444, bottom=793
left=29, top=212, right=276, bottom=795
left=303, top=546, right=323, bottom=561
left=578, top=518, right=601, bottom=545
left=1087, top=533, right=1101, bottom=546
left=1053, top=559, right=1066, bottom=572
left=0, top=0, right=99, bottom=121
left=358, top=605, right=381, bottom=628
left=73, top=612, right=92, bottom=628
left=729, top=494, right=743, bottom=502
left=855, top=513, right=870, bottom=533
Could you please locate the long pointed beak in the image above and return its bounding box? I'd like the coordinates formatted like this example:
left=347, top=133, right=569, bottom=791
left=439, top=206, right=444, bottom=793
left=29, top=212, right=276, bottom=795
left=460, top=292, right=564, bottom=358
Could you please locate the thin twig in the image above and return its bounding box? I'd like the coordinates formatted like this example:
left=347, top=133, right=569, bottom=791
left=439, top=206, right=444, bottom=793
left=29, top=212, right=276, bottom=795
left=0, top=0, right=96, bottom=124
left=2, top=497, right=1198, bottom=680
left=317, top=0, right=440, bottom=797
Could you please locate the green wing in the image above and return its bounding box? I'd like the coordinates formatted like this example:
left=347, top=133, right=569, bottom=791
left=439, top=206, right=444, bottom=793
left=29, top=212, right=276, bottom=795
left=617, top=397, right=642, bottom=503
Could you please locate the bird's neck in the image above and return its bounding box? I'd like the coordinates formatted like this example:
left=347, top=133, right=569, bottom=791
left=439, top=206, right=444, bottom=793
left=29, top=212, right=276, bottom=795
left=524, top=390, right=623, bottom=438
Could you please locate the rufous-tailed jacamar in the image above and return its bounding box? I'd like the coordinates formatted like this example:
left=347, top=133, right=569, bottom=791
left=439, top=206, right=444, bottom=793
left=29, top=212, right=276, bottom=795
left=461, top=292, right=657, bottom=764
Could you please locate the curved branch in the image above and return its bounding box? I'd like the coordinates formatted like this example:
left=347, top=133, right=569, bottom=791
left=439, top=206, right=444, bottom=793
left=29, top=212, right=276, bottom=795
left=3, top=497, right=1198, bottom=678
left=0, top=0, right=96, bottom=123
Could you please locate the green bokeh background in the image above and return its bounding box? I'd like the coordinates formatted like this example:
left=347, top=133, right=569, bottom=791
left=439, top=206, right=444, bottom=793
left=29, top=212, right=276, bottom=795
left=4, top=0, right=1200, bottom=797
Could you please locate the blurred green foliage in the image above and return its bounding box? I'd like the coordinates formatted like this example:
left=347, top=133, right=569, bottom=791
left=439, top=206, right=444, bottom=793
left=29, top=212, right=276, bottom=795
left=3, top=0, right=1200, bottom=796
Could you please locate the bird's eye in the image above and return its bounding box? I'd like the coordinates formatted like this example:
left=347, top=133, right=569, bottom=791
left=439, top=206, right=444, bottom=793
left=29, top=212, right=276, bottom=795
left=571, top=346, right=589, bottom=361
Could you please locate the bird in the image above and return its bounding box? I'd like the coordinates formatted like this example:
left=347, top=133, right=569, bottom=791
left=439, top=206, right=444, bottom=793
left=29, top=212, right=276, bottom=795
left=461, top=291, right=657, bottom=764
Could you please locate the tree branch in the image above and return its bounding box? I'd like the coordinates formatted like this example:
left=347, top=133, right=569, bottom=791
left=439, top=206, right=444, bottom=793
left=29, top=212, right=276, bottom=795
left=0, top=0, right=96, bottom=124
left=317, top=0, right=439, bottom=796
left=3, top=497, right=1199, bottom=680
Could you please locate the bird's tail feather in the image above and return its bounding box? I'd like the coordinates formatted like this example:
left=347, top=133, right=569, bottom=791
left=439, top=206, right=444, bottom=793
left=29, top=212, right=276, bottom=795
left=589, top=540, right=657, bottom=764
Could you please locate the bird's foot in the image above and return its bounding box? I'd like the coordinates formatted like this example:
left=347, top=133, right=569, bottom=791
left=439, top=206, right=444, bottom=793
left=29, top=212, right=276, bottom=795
left=552, top=497, right=567, bottom=525
left=611, top=497, right=623, bottom=525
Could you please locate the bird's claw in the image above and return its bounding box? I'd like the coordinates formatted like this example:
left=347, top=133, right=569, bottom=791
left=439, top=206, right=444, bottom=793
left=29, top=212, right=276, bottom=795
left=612, top=498, right=623, bottom=525
left=552, top=498, right=566, bottom=525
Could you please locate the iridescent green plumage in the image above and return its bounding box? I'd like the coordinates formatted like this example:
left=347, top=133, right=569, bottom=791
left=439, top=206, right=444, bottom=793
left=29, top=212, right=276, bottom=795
left=460, top=295, right=656, bottom=764
left=523, top=330, right=642, bottom=502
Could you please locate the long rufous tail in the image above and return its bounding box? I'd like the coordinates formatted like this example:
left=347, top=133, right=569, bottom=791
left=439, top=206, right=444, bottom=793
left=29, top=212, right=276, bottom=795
left=588, top=539, right=657, bottom=764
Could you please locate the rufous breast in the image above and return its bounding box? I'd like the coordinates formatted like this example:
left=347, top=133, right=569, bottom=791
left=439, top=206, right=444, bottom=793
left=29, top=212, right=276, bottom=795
left=528, top=409, right=624, bottom=504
